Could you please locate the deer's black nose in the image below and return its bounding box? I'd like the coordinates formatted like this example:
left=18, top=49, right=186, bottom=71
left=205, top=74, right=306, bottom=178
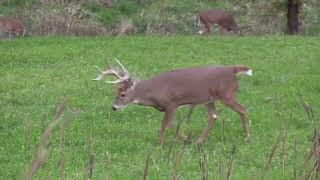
left=112, top=106, right=117, bottom=111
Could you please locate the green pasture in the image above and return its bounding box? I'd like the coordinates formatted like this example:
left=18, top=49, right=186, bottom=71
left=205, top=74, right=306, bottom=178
left=0, top=36, right=319, bottom=179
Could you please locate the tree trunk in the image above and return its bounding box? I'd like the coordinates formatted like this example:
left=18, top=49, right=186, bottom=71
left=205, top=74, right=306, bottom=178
left=287, top=0, right=300, bottom=34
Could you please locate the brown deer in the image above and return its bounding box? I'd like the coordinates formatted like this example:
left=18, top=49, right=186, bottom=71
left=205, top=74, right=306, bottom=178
left=0, top=16, right=25, bottom=38
left=197, top=9, right=239, bottom=35
left=94, top=58, right=252, bottom=145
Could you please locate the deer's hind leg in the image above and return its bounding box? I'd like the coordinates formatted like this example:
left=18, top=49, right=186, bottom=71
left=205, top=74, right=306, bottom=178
left=196, top=102, right=217, bottom=144
left=220, top=97, right=251, bottom=142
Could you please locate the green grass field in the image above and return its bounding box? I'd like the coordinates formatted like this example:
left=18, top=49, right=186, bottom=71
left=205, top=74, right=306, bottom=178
left=1, top=36, right=319, bottom=179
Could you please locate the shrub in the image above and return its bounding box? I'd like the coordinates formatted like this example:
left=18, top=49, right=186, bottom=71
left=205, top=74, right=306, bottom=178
left=19, top=2, right=108, bottom=36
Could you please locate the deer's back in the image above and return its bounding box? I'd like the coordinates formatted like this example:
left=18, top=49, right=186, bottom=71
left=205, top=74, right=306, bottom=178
left=154, top=66, right=234, bottom=80
left=199, top=9, right=228, bottom=22
left=0, top=16, right=25, bottom=36
left=199, top=9, right=237, bottom=29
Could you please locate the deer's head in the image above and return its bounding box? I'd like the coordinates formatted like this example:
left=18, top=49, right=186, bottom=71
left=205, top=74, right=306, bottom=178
left=93, top=58, right=136, bottom=111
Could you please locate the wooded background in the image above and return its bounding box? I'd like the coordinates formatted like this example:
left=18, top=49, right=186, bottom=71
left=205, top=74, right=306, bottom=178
left=0, top=0, right=319, bottom=36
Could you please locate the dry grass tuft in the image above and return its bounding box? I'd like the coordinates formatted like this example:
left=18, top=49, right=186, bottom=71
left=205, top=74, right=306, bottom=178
left=23, top=98, right=68, bottom=179
left=22, top=98, right=79, bottom=179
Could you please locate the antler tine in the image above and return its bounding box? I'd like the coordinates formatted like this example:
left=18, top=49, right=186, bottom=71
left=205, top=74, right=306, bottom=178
left=104, top=68, right=130, bottom=83
left=93, top=58, right=130, bottom=84
left=105, top=79, right=123, bottom=84
left=114, top=58, right=129, bottom=77
left=93, top=65, right=123, bottom=81
left=94, top=65, right=106, bottom=73
left=107, top=69, right=123, bottom=79
left=103, top=59, right=124, bottom=78
left=93, top=65, right=105, bottom=80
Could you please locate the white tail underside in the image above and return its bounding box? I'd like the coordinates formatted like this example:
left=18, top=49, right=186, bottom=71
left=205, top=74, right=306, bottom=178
left=237, top=69, right=253, bottom=76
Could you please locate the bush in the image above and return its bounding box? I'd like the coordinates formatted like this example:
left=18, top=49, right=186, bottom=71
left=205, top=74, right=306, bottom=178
left=19, top=2, right=108, bottom=36
left=85, top=1, right=119, bottom=28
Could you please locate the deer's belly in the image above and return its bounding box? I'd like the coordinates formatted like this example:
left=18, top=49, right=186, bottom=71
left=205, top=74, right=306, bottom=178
left=174, top=95, right=211, bottom=107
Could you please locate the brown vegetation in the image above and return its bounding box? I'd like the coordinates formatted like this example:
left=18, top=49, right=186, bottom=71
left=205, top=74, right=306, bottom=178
left=19, top=2, right=108, bottom=36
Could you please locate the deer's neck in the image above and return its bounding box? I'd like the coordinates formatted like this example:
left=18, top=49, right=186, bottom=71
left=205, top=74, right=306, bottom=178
left=131, top=80, right=157, bottom=107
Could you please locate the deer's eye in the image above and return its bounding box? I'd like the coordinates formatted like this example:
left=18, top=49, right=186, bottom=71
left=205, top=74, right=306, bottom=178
left=120, top=93, right=126, bottom=97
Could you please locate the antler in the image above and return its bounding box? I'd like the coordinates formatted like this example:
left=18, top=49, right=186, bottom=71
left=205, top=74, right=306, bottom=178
left=93, top=58, right=130, bottom=84
left=114, top=58, right=129, bottom=76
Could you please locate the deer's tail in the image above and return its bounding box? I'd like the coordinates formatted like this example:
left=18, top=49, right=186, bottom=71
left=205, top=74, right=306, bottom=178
left=233, top=65, right=252, bottom=76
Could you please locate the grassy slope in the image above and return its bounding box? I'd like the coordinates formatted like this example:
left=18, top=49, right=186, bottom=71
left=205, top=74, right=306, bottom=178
left=0, top=36, right=320, bottom=179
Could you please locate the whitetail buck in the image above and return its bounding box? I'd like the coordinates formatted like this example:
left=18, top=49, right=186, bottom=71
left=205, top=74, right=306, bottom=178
left=197, top=9, right=239, bottom=35
left=0, top=16, right=25, bottom=38
left=94, top=59, right=252, bottom=145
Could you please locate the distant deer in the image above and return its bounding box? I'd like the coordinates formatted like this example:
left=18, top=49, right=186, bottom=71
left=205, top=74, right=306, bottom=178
left=0, top=16, right=25, bottom=38
left=197, top=9, right=240, bottom=35
left=94, top=59, right=252, bottom=145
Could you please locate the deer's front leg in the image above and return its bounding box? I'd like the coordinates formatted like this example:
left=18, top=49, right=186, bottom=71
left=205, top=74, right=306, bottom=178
left=160, top=108, right=176, bottom=145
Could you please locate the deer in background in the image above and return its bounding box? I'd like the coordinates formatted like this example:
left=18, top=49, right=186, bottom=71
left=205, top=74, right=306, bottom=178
left=94, top=59, right=252, bottom=145
left=0, top=16, right=25, bottom=38
left=197, top=9, right=240, bottom=35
